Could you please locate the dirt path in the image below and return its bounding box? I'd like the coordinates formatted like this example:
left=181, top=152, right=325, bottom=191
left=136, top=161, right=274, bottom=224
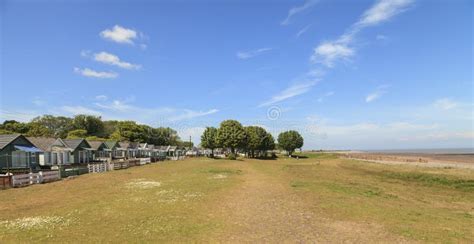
left=211, top=162, right=410, bottom=243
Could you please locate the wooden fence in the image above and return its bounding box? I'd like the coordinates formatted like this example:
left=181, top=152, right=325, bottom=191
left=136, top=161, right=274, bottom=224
left=0, top=175, right=11, bottom=189
left=10, top=171, right=60, bottom=187
left=88, top=163, right=108, bottom=173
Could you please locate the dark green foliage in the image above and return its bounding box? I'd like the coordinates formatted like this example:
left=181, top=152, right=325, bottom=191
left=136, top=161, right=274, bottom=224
left=216, top=120, right=247, bottom=156
left=31, top=115, right=73, bottom=138
left=201, top=127, right=218, bottom=156
left=67, top=129, right=88, bottom=139
left=0, top=114, right=184, bottom=145
left=277, top=130, right=304, bottom=156
left=72, top=115, right=105, bottom=137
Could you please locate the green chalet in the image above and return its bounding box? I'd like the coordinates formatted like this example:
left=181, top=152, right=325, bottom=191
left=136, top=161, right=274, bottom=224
left=0, top=134, right=43, bottom=173
left=62, top=139, right=93, bottom=164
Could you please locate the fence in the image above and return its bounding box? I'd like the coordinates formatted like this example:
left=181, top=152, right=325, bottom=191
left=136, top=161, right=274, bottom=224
left=40, top=171, right=61, bottom=183
left=10, top=171, right=60, bottom=187
left=139, top=158, right=151, bottom=165
left=0, top=175, right=11, bottom=189
left=60, top=167, right=89, bottom=178
left=88, top=163, right=108, bottom=173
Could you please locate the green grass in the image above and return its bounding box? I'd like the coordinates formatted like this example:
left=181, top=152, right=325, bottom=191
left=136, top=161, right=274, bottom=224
left=0, top=156, right=472, bottom=243
left=273, top=156, right=474, bottom=243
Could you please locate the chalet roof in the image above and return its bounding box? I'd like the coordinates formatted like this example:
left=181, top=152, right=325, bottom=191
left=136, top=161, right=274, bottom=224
left=0, top=134, right=21, bottom=150
left=104, top=141, right=119, bottom=149
left=128, top=142, right=140, bottom=149
left=146, top=144, right=155, bottom=149
left=63, top=139, right=90, bottom=151
left=27, top=137, right=57, bottom=151
left=139, top=143, right=147, bottom=148
left=88, top=140, right=106, bottom=150
left=119, top=141, right=130, bottom=149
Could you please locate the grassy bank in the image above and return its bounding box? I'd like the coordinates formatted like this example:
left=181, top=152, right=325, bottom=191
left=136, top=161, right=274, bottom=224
left=0, top=154, right=472, bottom=243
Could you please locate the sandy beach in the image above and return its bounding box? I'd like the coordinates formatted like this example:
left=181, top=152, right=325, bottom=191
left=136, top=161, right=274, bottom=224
left=340, top=151, right=474, bottom=169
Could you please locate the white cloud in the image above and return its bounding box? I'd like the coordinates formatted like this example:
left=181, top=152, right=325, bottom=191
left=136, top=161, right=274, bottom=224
left=74, top=67, right=118, bottom=79
left=177, top=127, right=206, bottom=145
left=296, top=24, right=311, bottom=38
left=61, top=106, right=102, bottom=116
left=366, top=85, right=388, bottom=103
left=311, top=0, right=414, bottom=68
left=168, top=109, right=219, bottom=122
left=95, top=95, right=108, bottom=101
left=93, top=51, right=141, bottom=70
left=94, top=98, right=218, bottom=123
left=317, top=91, right=335, bottom=102
left=237, top=48, right=272, bottom=60
left=356, top=0, right=413, bottom=27
left=32, top=97, right=46, bottom=106
left=311, top=41, right=354, bottom=67
left=281, top=0, right=319, bottom=26
left=376, top=34, right=388, bottom=40
left=0, top=109, right=41, bottom=122
left=100, top=25, right=138, bottom=44
left=434, top=98, right=458, bottom=110
left=259, top=81, right=317, bottom=107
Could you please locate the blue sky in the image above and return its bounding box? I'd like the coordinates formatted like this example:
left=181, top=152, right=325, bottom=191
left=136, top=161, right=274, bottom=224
left=1, top=0, right=472, bottom=150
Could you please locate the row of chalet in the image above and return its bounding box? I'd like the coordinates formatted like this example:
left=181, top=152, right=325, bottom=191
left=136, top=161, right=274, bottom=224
left=0, top=134, right=186, bottom=173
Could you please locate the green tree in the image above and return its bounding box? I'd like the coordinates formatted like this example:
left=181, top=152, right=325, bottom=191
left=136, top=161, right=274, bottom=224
left=217, top=120, right=247, bottom=157
left=2, top=120, right=29, bottom=134
left=30, top=115, right=73, bottom=138
left=245, top=126, right=268, bottom=158
left=277, top=130, right=304, bottom=156
left=26, top=122, right=53, bottom=137
left=201, top=127, right=218, bottom=157
left=72, top=115, right=104, bottom=136
left=67, top=129, right=88, bottom=139
left=262, top=132, right=276, bottom=156
left=110, top=121, right=145, bottom=142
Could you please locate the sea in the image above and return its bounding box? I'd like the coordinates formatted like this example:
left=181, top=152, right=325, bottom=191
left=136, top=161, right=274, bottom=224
left=365, top=148, right=474, bottom=154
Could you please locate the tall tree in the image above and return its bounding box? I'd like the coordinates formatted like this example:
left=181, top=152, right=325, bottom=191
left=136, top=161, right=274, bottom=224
left=201, top=127, right=218, bottom=157
left=245, top=126, right=268, bottom=158
left=30, top=115, right=73, bottom=138
left=277, top=130, right=304, bottom=156
left=217, top=120, right=247, bottom=157
left=72, top=115, right=104, bottom=136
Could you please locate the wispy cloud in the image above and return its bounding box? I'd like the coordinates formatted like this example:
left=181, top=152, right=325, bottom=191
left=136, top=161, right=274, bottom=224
left=281, top=0, right=319, bottom=26
left=100, top=25, right=138, bottom=44
left=94, top=98, right=218, bottom=122
left=311, top=0, right=414, bottom=68
left=434, top=98, right=458, bottom=110
left=317, top=91, right=335, bottom=102
left=61, top=106, right=102, bottom=116
left=296, top=24, right=312, bottom=38
left=95, top=95, right=108, bottom=101
left=366, top=85, right=389, bottom=103
left=168, top=109, right=219, bottom=122
left=236, top=48, right=272, bottom=60
left=74, top=67, right=118, bottom=79
left=93, top=51, right=141, bottom=70
left=259, top=81, right=317, bottom=107
left=311, top=41, right=354, bottom=67
left=356, top=0, right=414, bottom=28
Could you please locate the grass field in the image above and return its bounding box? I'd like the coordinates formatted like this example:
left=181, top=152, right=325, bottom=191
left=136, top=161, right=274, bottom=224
left=0, top=154, right=473, bottom=243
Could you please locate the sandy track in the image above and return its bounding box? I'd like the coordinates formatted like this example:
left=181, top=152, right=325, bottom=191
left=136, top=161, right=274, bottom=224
left=211, top=162, right=410, bottom=243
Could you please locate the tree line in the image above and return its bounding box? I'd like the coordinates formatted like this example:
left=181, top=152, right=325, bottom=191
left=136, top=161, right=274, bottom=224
left=0, top=115, right=192, bottom=147
left=201, top=119, right=304, bottom=159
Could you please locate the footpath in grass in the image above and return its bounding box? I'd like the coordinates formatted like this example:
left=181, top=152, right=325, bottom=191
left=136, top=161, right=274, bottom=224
left=0, top=155, right=472, bottom=243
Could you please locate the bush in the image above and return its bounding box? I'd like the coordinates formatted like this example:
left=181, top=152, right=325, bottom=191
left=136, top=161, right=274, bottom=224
left=228, top=153, right=237, bottom=160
